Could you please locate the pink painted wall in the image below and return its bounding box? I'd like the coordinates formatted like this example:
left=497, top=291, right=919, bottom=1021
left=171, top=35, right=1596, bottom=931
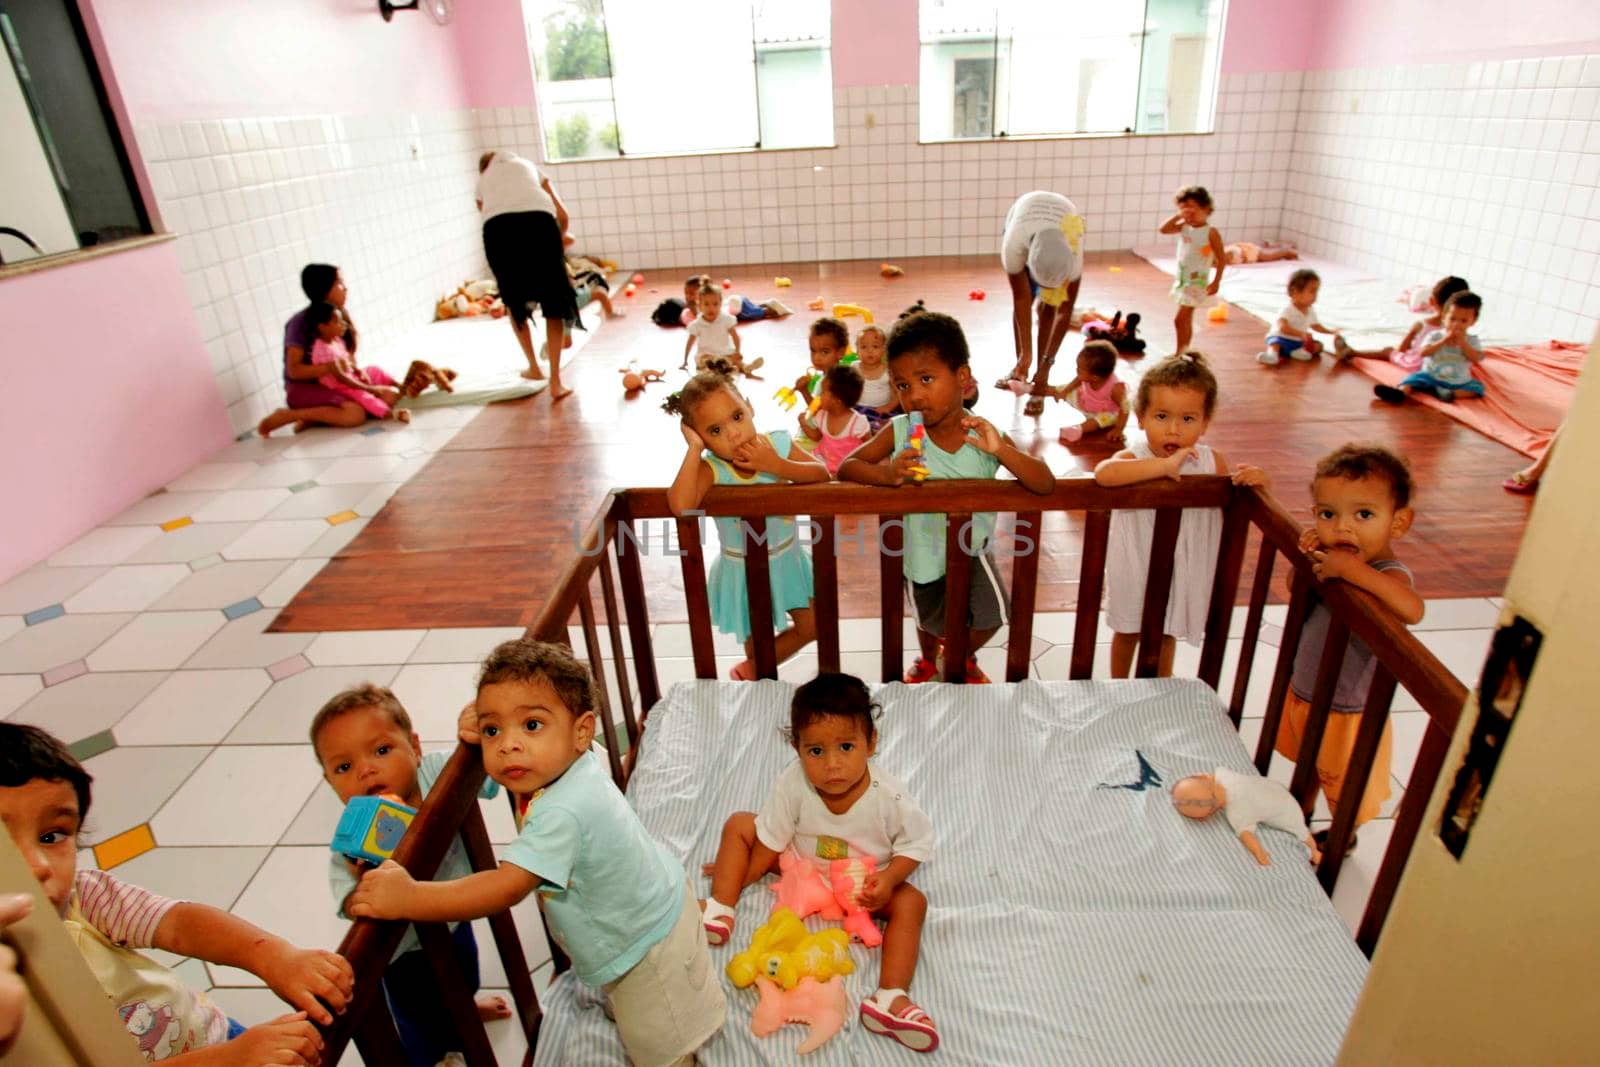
left=1219, top=0, right=1317, bottom=74
left=1308, top=0, right=1600, bottom=71
left=832, top=0, right=919, bottom=87
left=453, top=0, right=537, bottom=107
left=84, top=0, right=473, bottom=121
left=0, top=241, right=231, bottom=579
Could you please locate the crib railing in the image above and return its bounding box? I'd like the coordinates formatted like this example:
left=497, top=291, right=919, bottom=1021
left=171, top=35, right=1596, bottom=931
left=318, top=479, right=1469, bottom=1063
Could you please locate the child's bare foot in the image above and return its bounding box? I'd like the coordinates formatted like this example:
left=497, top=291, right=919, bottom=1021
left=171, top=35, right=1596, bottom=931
left=257, top=409, right=296, bottom=437
left=520, top=367, right=546, bottom=381
left=550, top=382, right=573, bottom=402
left=393, top=409, right=412, bottom=424
left=475, top=993, right=512, bottom=1021
left=292, top=419, right=311, bottom=433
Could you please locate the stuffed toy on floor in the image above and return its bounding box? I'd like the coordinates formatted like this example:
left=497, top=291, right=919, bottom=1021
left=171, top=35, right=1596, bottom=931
left=401, top=360, right=458, bottom=398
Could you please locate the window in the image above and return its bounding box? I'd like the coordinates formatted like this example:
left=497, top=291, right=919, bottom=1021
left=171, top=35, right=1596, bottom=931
left=527, top=0, right=833, bottom=162
left=0, top=0, right=150, bottom=265
left=918, top=0, right=1226, bottom=142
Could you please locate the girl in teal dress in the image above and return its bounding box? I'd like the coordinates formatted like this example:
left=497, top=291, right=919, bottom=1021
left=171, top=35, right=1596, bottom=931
left=666, top=361, right=830, bottom=679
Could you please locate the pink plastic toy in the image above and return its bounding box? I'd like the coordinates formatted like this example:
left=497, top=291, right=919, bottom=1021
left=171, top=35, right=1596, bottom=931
left=751, top=976, right=847, bottom=1054
left=771, top=848, right=842, bottom=921
left=631, top=272, right=645, bottom=285
left=829, top=856, right=883, bottom=947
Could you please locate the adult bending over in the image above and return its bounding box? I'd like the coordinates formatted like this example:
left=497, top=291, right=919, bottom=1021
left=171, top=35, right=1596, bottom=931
left=259, top=263, right=400, bottom=435
left=999, top=191, right=1086, bottom=416
left=477, top=150, right=578, bottom=401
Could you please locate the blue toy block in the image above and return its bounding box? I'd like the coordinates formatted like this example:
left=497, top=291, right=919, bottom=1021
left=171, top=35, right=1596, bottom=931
left=330, top=794, right=417, bottom=865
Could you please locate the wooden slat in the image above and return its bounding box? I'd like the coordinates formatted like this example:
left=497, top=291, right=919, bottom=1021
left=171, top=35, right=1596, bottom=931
left=1229, top=538, right=1277, bottom=725
left=459, top=803, right=543, bottom=1043
left=597, top=552, right=638, bottom=752
left=1254, top=570, right=1312, bottom=775
left=812, top=516, right=840, bottom=673
left=674, top=516, right=718, bottom=679
left=417, top=921, right=498, bottom=1066
left=879, top=516, right=905, bottom=683
left=1358, top=720, right=1454, bottom=956
left=1198, top=492, right=1251, bottom=690
left=1071, top=510, right=1111, bottom=679
left=742, top=517, right=778, bottom=678
left=578, top=587, right=625, bottom=785
left=941, top=514, right=974, bottom=683
left=613, top=514, right=661, bottom=715
left=1289, top=615, right=1351, bottom=810
left=1317, top=667, right=1398, bottom=893
left=1006, top=510, right=1042, bottom=682
left=1135, top=508, right=1182, bottom=678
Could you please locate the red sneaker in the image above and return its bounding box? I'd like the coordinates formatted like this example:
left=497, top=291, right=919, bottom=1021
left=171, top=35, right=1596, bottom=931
left=964, top=656, right=991, bottom=684
left=902, top=656, right=938, bottom=684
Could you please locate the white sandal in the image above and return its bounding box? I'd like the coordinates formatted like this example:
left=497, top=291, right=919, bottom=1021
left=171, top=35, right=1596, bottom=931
left=860, top=988, right=939, bottom=1053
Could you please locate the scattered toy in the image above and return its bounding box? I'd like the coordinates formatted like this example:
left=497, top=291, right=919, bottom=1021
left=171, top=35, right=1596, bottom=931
left=879, top=263, right=904, bottom=277
left=968, top=288, right=985, bottom=301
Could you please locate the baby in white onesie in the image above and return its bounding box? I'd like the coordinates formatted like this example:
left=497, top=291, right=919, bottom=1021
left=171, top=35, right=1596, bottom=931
left=1172, top=767, right=1319, bottom=866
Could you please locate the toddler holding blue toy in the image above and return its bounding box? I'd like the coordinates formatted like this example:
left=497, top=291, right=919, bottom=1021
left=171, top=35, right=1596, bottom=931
left=666, top=360, right=829, bottom=680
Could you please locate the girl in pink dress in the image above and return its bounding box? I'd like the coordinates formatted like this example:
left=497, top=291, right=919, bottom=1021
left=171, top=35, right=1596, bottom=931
left=1049, top=340, right=1128, bottom=444
left=798, top=364, right=871, bottom=475
left=308, top=304, right=408, bottom=422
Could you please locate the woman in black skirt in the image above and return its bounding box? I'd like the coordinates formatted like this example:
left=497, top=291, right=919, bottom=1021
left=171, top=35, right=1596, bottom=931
left=476, top=151, right=579, bottom=401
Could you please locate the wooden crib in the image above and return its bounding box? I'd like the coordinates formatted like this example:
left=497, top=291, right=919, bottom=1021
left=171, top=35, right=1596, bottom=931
left=315, top=478, right=1469, bottom=1065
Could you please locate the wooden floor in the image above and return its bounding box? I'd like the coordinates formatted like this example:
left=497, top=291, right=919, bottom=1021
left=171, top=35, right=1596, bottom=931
left=274, top=252, right=1534, bottom=633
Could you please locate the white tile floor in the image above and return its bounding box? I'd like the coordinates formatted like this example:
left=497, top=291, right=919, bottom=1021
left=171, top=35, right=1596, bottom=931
left=0, top=399, right=1501, bottom=1064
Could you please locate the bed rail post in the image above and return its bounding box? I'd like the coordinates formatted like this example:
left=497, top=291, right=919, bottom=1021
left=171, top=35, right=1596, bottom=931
left=416, top=920, right=499, bottom=1065
left=674, top=516, right=718, bottom=679
left=1072, top=510, right=1111, bottom=679
left=741, top=518, right=779, bottom=678
left=879, top=516, right=906, bottom=683
left=578, top=589, right=627, bottom=784
left=941, top=514, right=974, bottom=682
left=1254, top=569, right=1312, bottom=775
left=459, top=800, right=545, bottom=1047
left=813, top=516, right=841, bottom=674
left=1317, top=666, right=1397, bottom=892
left=1289, top=617, right=1351, bottom=812
left=1230, top=538, right=1277, bottom=725
left=1005, top=510, right=1043, bottom=683
left=614, top=508, right=661, bottom=713
left=352, top=1006, right=409, bottom=1065
left=597, top=552, right=640, bottom=750
left=1358, top=720, right=1453, bottom=956
left=1199, top=490, right=1251, bottom=691
left=1135, top=509, right=1183, bottom=678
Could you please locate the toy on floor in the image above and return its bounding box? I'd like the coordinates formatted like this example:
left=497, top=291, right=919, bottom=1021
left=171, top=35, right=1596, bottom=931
left=1207, top=303, right=1229, bottom=323
left=751, top=976, right=848, bottom=1054
left=806, top=296, right=825, bottom=311
left=906, top=411, right=929, bottom=481
left=434, top=279, right=504, bottom=320
left=619, top=364, right=666, bottom=393
left=1082, top=310, right=1146, bottom=355
left=879, top=262, right=904, bottom=277
left=623, top=283, right=638, bottom=298
left=773, top=384, right=804, bottom=411
left=631, top=272, right=645, bottom=285
left=1172, top=769, right=1321, bottom=868
left=828, top=856, right=883, bottom=947
left=775, top=276, right=793, bottom=287
left=722, top=277, right=733, bottom=289
left=726, top=907, right=854, bottom=990
left=771, top=848, right=841, bottom=919
left=331, top=794, right=416, bottom=865
left=968, top=288, right=986, bottom=300
left=832, top=302, right=873, bottom=324
left=1108, top=266, right=1123, bottom=273
left=401, top=360, right=458, bottom=398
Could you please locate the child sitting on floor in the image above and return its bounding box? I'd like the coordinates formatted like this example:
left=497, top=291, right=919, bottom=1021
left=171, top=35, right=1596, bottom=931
left=853, top=324, right=899, bottom=430
left=677, top=274, right=790, bottom=325
left=348, top=639, right=726, bottom=1067
left=683, top=282, right=762, bottom=377
left=667, top=360, right=829, bottom=679
left=839, top=309, right=1055, bottom=683
left=1258, top=269, right=1337, bottom=365
left=1048, top=339, right=1128, bottom=445
left=311, top=685, right=511, bottom=1067
left=1275, top=445, right=1424, bottom=848
left=310, top=303, right=409, bottom=423
left=1374, top=291, right=1485, bottom=404
left=1159, top=185, right=1226, bottom=356
left=1094, top=353, right=1267, bottom=677
left=702, top=673, right=939, bottom=1053
left=0, top=722, right=353, bottom=1064
left=1335, top=274, right=1468, bottom=368
left=799, top=363, right=872, bottom=475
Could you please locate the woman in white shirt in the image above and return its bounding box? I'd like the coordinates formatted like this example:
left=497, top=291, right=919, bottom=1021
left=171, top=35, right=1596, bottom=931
left=476, top=151, right=579, bottom=401
left=999, top=191, right=1086, bottom=416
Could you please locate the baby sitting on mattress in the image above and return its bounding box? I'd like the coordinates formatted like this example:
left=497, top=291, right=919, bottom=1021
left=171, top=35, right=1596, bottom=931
left=701, top=673, right=941, bottom=1054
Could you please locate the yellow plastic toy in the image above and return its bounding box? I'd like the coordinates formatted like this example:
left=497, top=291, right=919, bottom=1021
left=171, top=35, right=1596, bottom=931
left=774, top=276, right=793, bottom=287
left=831, top=302, right=873, bottom=324
left=726, top=907, right=855, bottom=991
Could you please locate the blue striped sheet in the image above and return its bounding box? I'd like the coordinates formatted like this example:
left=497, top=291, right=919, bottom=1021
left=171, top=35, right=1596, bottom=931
left=534, top=679, right=1367, bottom=1066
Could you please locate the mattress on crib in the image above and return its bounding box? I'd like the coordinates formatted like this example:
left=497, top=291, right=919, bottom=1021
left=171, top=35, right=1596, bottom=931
left=533, top=678, right=1367, bottom=1067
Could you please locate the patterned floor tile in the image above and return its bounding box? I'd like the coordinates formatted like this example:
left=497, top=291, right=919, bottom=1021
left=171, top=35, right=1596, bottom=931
left=0, top=565, right=110, bottom=614
left=237, top=458, right=336, bottom=489
left=117, top=668, right=271, bottom=746
left=315, top=454, right=413, bottom=485
left=68, top=729, right=116, bottom=761
left=192, top=488, right=295, bottom=524
left=222, top=520, right=331, bottom=561
left=409, top=627, right=526, bottom=664
left=0, top=674, right=43, bottom=718
left=166, top=462, right=259, bottom=492
left=206, top=846, right=353, bottom=988
left=280, top=431, right=363, bottom=461
left=7, top=670, right=168, bottom=740
left=102, top=490, right=219, bottom=526
left=263, top=484, right=373, bottom=522
left=353, top=482, right=403, bottom=516
left=63, top=564, right=193, bottom=613
left=223, top=598, right=264, bottom=620
left=0, top=614, right=133, bottom=673
left=279, top=782, right=346, bottom=846
left=267, top=654, right=311, bottom=681
left=161, top=517, right=194, bottom=532
left=152, top=746, right=322, bottom=847
left=184, top=612, right=315, bottom=669
left=124, top=522, right=255, bottom=565
left=78, top=745, right=210, bottom=845
left=93, top=823, right=157, bottom=870
left=48, top=526, right=163, bottom=567
left=150, top=560, right=291, bottom=611
left=303, top=518, right=369, bottom=558
left=257, top=559, right=329, bottom=608
left=87, top=611, right=227, bottom=671
left=41, top=660, right=89, bottom=687
left=23, top=604, right=64, bottom=626
left=304, top=629, right=425, bottom=667
left=388, top=662, right=482, bottom=742
left=227, top=664, right=402, bottom=744
left=113, top=845, right=270, bottom=912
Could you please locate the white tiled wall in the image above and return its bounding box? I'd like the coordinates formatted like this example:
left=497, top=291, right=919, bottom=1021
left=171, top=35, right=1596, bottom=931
left=478, top=71, right=1298, bottom=270
left=1284, top=53, right=1600, bottom=342
left=131, top=111, right=488, bottom=435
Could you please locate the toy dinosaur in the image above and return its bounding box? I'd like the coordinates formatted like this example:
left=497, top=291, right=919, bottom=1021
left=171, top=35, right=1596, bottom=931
left=751, top=976, right=848, bottom=1054
left=770, top=848, right=842, bottom=920
left=828, top=856, right=883, bottom=947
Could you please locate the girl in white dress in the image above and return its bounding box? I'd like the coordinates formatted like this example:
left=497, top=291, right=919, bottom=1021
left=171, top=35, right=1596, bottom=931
left=1093, top=352, right=1267, bottom=677
left=1158, top=186, right=1226, bottom=357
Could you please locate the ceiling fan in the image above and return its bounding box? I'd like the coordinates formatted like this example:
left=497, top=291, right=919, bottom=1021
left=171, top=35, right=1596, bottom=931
left=379, top=0, right=452, bottom=24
